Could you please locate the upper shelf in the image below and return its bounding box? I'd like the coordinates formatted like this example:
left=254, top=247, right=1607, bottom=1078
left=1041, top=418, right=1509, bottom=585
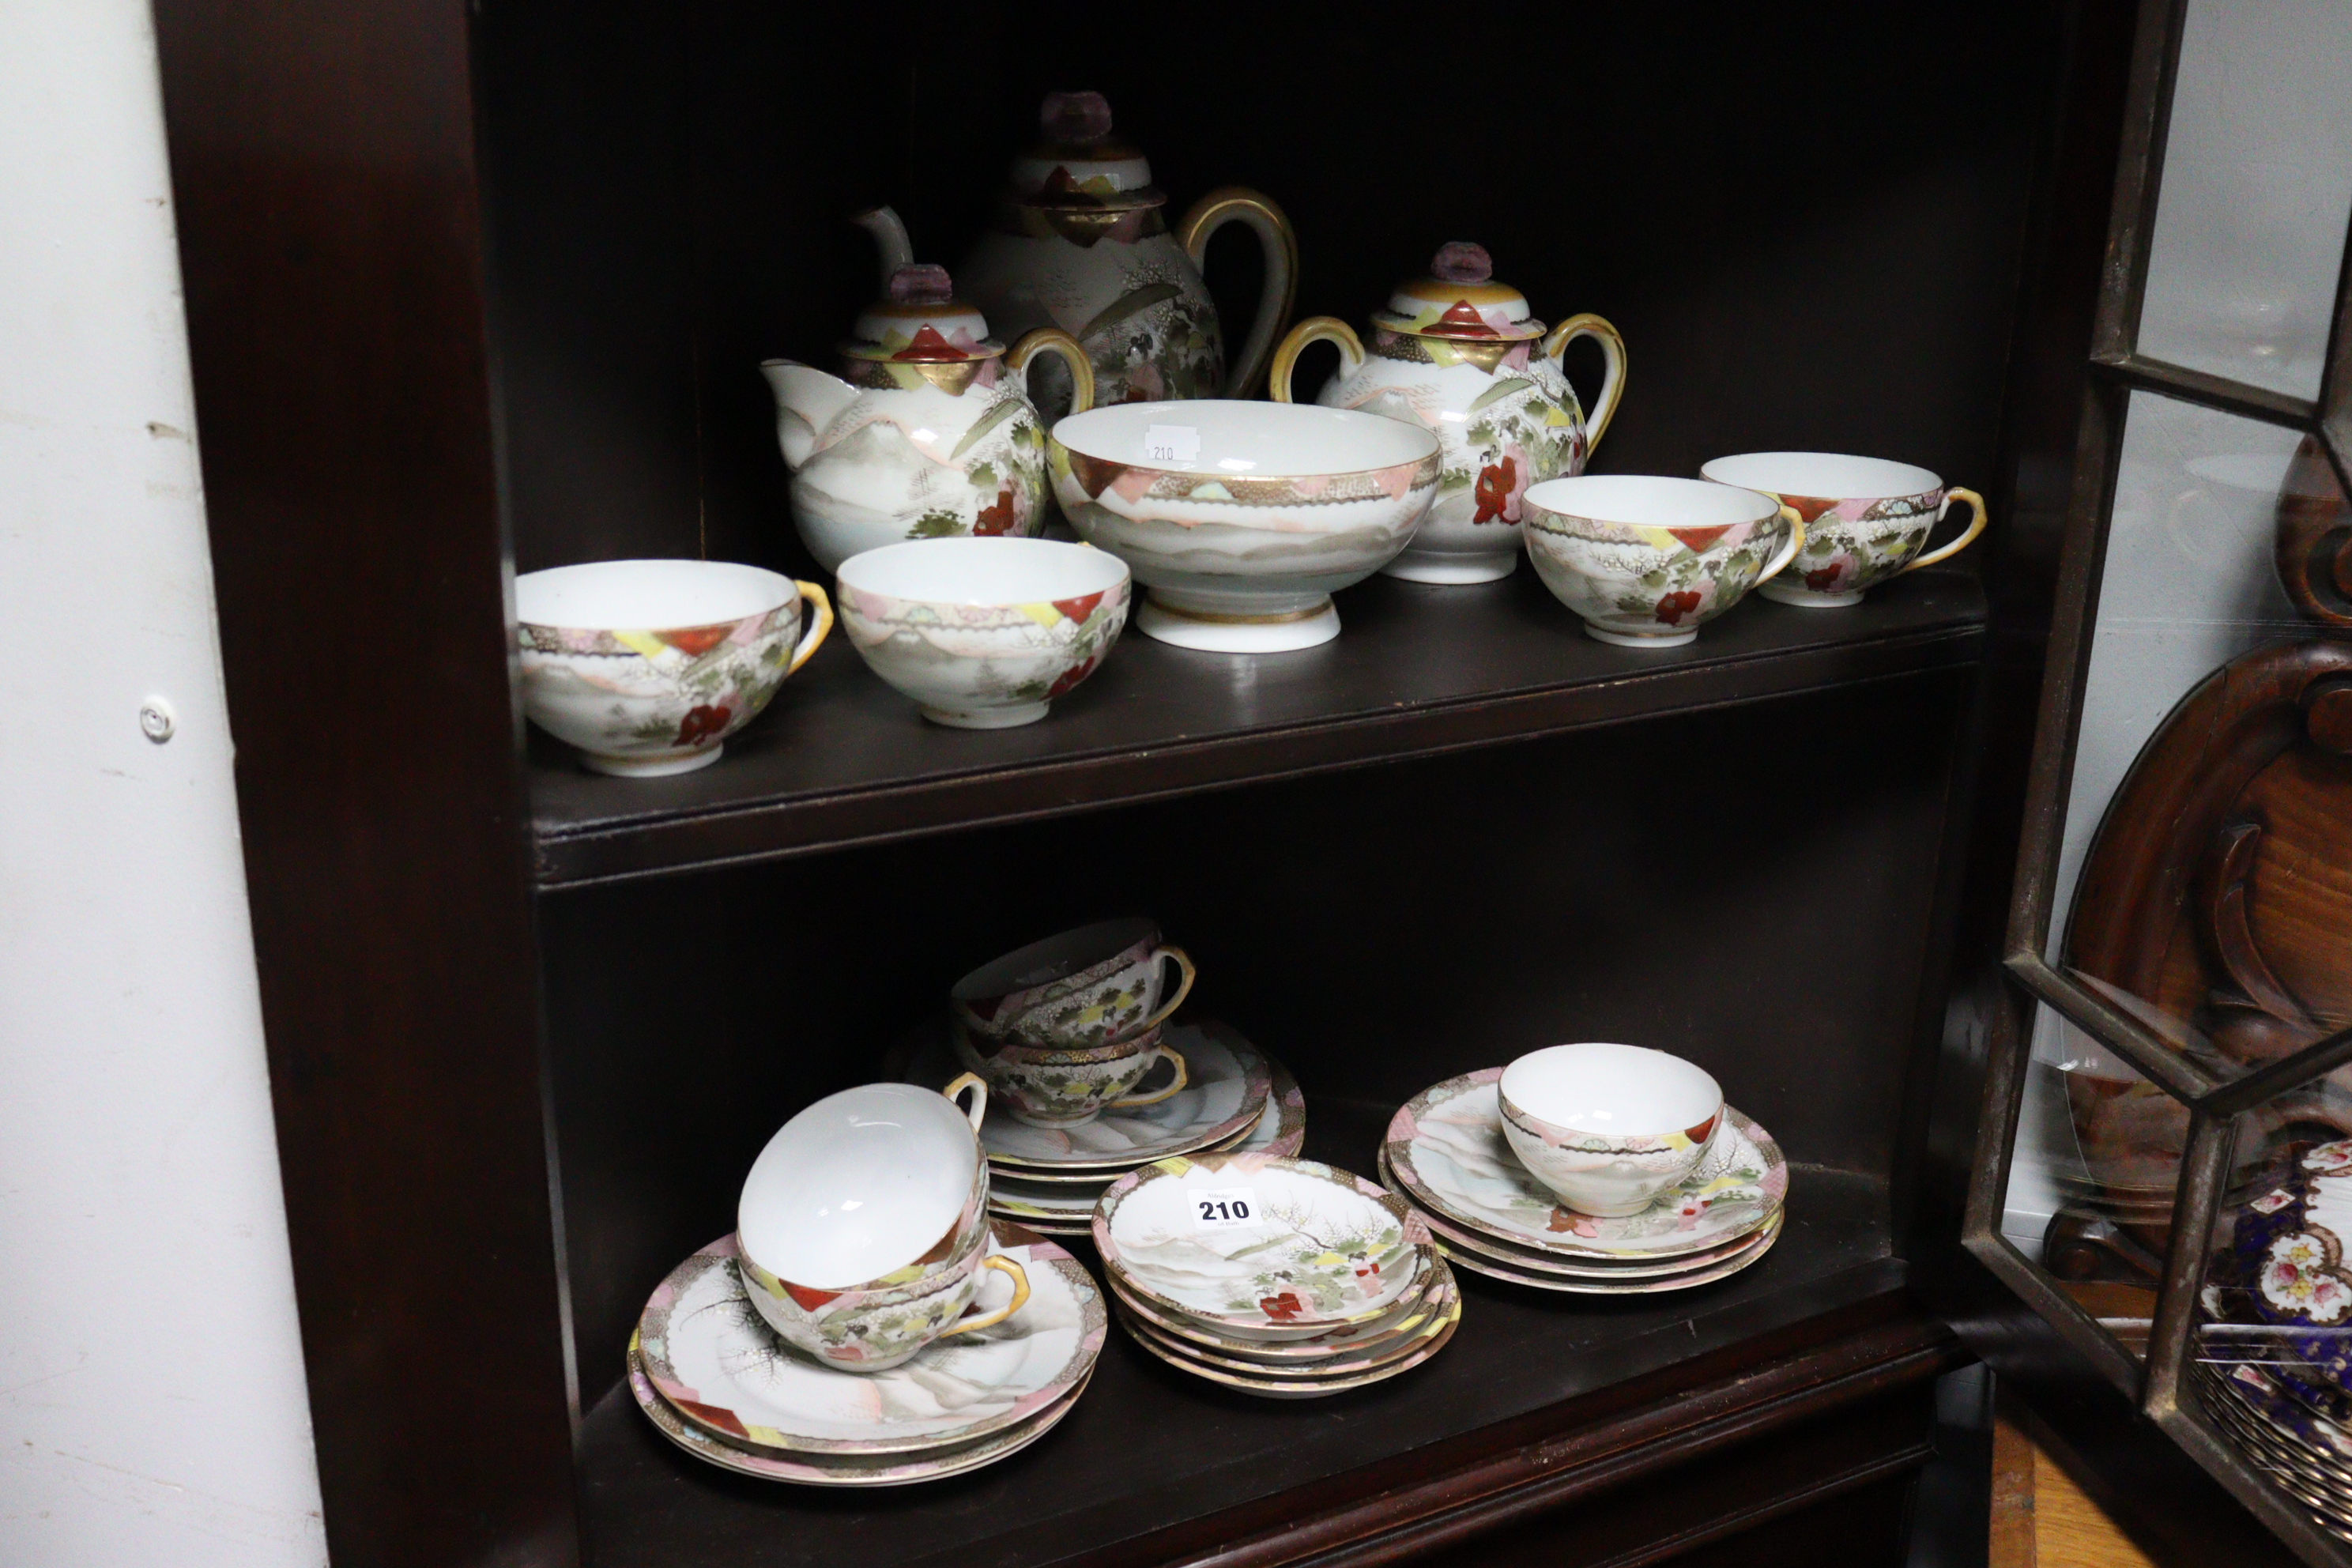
left=528, top=565, right=1986, bottom=887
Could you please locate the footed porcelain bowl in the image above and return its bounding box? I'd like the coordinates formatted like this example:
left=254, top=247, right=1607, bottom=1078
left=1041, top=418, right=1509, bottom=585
left=1498, top=1043, right=1724, bottom=1216
left=1049, top=401, right=1439, bottom=652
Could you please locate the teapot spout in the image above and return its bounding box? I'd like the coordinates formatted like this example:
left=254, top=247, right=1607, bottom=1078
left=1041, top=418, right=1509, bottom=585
left=759, top=360, right=858, bottom=471
left=852, top=206, right=914, bottom=288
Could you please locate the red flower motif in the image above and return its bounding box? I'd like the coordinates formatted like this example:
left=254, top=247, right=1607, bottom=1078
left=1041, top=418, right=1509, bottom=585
left=974, top=486, right=1018, bottom=537
left=674, top=703, right=732, bottom=747
left=1355, top=1261, right=1380, bottom=1279
left=1259, top=1291, right=1305, bottom=1321
left=1655, top=590, right=1703, bottom=626
left=1046, top=653, right=1100, bottom=699
left=1472, top=456, right=1521, bottom=524
left=1804, top=564, right=1845, bottom=592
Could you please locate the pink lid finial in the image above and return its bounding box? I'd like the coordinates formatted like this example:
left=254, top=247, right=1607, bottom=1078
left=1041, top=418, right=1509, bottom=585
left=888, top=264, right=954, bottom=305
left=1041, top=91, right=1114, bottom=144
left=1430, top=243, right=1492, bottom=284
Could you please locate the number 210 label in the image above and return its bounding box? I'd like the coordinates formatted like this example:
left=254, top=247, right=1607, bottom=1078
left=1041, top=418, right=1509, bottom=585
left=1192, top=1187, right=1258, bottom=1229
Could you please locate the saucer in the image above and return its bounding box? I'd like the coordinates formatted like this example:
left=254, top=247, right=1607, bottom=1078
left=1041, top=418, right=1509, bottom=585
left=1378, top=1149, right=1773, bottom=1276
left=1117, top=1264, right=1460, bottom=1377
left=1116, top=1292, right=1461, bottom=1399
left=1440, top=1211, right=1784, bottom=1294
left=1103, top=1259, right=1445, bottom=1361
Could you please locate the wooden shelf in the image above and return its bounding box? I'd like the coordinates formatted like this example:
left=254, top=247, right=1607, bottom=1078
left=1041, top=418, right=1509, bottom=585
left=530, top=566, right=1985, bottom=888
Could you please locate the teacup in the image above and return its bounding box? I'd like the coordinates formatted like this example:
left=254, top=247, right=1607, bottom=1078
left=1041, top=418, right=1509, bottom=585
left=952, top=1019, right=1189, bottom=1128
left=1521, top=476, right=1804, bottom=648
left=735, top=1076, right=1030, bottom=1370
left=952, top=918, right=1197, bottom=1051
left=1498, top=1043, right=1724, bottom=1216
left=1698, top=452, right=1987, bottom=608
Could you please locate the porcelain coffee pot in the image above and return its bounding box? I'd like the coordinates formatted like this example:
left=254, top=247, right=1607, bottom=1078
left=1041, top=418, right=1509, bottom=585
left=861, top=92, right=1295, bottom=418
left=1270, top=243, right=1626, bottom=584
left=760, top=263, right=1093, bottom=572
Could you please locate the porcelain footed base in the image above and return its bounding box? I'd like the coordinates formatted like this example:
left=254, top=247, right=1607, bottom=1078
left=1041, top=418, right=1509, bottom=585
left=1138, top=594, right=1340, bottom=653
left=1758, top=582, right=1864, bottom=608
left=1381, top=550, right=1518, bottom=585
left=1582, top=624, right=1697, bottom=650
left=922, top=702, right=1050, bottom=729
left=582, top=744, right=725, bottom=778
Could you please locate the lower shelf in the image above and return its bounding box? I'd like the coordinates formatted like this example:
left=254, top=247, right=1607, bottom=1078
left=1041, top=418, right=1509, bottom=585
left=575, top=1166, right=1912, bottom=1568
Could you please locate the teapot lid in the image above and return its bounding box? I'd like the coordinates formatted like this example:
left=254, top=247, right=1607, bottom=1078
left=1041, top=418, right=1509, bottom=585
left=1371, top=243, right=1546, bottom=342
left=843, top=265, right=1004, bottom=362
left=1008, top=92, right=1166, bottom=211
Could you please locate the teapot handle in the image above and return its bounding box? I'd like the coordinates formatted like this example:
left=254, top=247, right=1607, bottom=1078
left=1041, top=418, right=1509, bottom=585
left=1007, top=327, right=1096, bottom=416
left=1268, top=318, right=1365, bottom=405
left=1540, top=313, right=1629, bottom=458
left=1177, top=188, right=1298, bottom=399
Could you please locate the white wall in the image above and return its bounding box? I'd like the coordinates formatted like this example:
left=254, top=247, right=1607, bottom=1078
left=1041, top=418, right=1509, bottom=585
left=0, top=1, right=327, bottom=1563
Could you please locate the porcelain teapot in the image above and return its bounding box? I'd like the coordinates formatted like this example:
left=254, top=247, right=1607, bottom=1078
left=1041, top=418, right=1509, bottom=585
left=760, top=263, right=1091, bottom=572
left=861, top=91, right=1295, bottom=418
left=1271, top=243, right=1626, bottom=584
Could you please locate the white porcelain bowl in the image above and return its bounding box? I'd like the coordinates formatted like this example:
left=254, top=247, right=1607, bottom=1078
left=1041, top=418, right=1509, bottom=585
left=1049, top=401, right=1441, bottom=652
left=1498, top=1043, right=1724, bottom=1216
left=835, top=537, right=1130, bottom=729
left=515, top=559, right=831, bottom=776
left=1521, top=475, right=1801, bottom=648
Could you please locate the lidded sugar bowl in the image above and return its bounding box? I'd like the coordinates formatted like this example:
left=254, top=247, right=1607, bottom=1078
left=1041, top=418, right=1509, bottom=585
left=760, top=263, right=1092, bottom=573
left=1271, top=243, right=1626, bottom=584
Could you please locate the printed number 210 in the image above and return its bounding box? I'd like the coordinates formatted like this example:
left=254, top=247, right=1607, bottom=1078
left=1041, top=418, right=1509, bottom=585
left=1197, top=1197, right=1250, bottom=1222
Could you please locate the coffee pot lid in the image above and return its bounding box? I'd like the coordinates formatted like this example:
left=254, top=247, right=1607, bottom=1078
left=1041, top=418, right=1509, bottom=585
left=844, top=265, right=1004, bottom=362
left=1008, top=92, right=1166, bottom=211
left=1371, top=243, right=1545, bottom=342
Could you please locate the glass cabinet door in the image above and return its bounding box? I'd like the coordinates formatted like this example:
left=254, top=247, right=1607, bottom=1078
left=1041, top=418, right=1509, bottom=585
left=1974, top=0, right=2352, bottom=1559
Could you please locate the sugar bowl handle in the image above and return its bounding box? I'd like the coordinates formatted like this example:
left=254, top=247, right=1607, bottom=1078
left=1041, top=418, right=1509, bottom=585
left=786, top=581, right=833, bottom=675
left=1268, top=318, right=1366, bottom=405
left=1540, top=314, right=1628, bottom=456
left=942, top=1071, right=989, bottom=1133
left=1902, top=487, right=1988, bottom=574
left=935, top=1255, right=1031, bottom=1339
left=1110, top=1043, right=1190, bottom=1110
left=1008, top=327, right=1095, bottom=416
left=1178, top=188, right=1298, bottom=399
left=1752, top=504, right=1809, bottom=588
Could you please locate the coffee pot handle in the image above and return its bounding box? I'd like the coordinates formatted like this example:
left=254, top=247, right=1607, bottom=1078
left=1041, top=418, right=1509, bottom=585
left=1178, top=188, right=1298, bottom=399
left=1007, top=327, right=1096, bottom=416
left=1540, top=314, right=1629, bottom=457
left=1751, top=504, right=1809, bottom=588
left=1900, top=487, right=1988, bottom=574
left=1268, top=318, right=1366, bottom=405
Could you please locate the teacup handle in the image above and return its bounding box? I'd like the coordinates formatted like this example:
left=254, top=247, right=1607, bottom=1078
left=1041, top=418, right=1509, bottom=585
left=1268, top=317, right=1366, bottom=405
left=1900, top=486, right=1988, bottom=574
left=1751, top=504, right=1808, bottom=588
left=934, top=1255, right=1031, bottom=1339
left=1540, top=313, right=1628, bottom=455
left=1178, top=188, right=1298, bottom=398
left=1110, top=1043, right=1190, bottom=1110
left=1136, top=945, right=1197, bottom=1035
left=786, top=581, right=833, bottom=674
left=1008, top=327, right=1096, bottom=416
left=942, top=1071, right=989, bottom=1133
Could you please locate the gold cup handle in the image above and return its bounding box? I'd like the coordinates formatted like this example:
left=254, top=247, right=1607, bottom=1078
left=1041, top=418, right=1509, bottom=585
left=1268, top=317, right=1366, bottom=405
left=941, top=1071, right=989, bottom=1133
left=1178, top=188, right=1298, bottom=399
left=1136, top=945, right=1197, bottom=1035
left=1008, top=327, right=1096, bottom=416
left=786, top=581, right=832, bottom=674
left=1901, top=486, right=1988, bottom=574
left=1752, top=504, right=1809, bottom=587
left=936, top=1255, right=1031, bottom=1339
left=1110, top=1044, right=1191, bottom=1110
left=1540, top=313, right=1629, bottom=456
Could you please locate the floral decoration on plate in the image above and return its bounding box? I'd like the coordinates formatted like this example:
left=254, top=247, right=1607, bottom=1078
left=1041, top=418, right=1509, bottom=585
left=1115, top=1263, right=1460, bottom=1377
left=1103, top=1253, right=1443, bottom=1361
left=1115, top=1288, right=1461, bottom=1400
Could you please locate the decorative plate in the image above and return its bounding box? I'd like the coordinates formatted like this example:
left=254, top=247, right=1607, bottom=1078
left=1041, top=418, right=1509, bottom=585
left=1439, top=1211, right=1784, bottom=1295
left=2199, top=1364, right=2352, bottom=1494
left=1377, top=1150, right=1770, bottom=1277
left=630, top=1345, right=1088, bottom=1486
left=910, top=1021, right=1272, bottom=1171
left=1116, top=1293, right=1461, bottom=1400
left=1094, top=1153, right=1434, bottom=1336
left=1103, top=1257, right=1443, bottom=1361
left=1116, top=1265, right=1459, bottom=1378
left=634, top=1221, right=1104, bottom=1457
left=1385, top=1070, right=1786, bottom=1259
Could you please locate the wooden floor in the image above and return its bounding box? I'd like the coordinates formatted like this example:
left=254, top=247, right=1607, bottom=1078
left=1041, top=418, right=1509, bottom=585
left=1992, top=1408, right=2161, bottom=1568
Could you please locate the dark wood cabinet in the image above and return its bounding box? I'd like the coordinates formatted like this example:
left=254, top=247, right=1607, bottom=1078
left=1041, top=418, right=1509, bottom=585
left=147, top=1, right=2331, bottom=1564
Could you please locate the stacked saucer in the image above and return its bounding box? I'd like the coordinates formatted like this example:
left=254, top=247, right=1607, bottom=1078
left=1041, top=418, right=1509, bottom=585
left=903, top=1021, right=1302, bottom=1239
left=1094, top=1152, right=1458, bottom=1398
left=1381, top=1068, right=1788, bottom=1293
left=629, top=1220, right=1105, bottom=1485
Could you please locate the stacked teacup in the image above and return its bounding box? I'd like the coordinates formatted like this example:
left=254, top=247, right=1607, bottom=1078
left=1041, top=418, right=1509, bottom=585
left=628, top=1079, right=1106, bottom=1486
left=898, top=918, right=1305, bottom=1238
left=1381, top=1044, right=1789, bottom=1293
left=1094, top=1152, right=1461, bottom=1397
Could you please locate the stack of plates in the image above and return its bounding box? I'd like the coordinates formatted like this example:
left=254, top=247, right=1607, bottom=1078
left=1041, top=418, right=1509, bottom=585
left=2194, top=1359, right=2352, bottom=1546
left=1093, top=1152, right=1459, bottom=1398
left=1380, top=1069, right=1789, bottom=1293
left=901, top=1021, right=1304, bottom=1239
left=628, top=1220, right=1105, bottom=1485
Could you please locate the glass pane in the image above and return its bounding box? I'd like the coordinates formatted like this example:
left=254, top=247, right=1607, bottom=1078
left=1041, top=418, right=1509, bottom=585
left=2136, top=0, right=2352, bottom=401
left=2044, top=394, right=2338, bottom=1084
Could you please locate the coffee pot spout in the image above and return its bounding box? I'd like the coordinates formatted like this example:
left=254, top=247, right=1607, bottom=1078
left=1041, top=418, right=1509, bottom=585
left=758, top=360, right=858, bottom=470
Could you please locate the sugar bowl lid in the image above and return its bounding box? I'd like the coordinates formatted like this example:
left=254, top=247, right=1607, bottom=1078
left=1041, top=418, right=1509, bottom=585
left=844, top=265, right=1004, bottom=363
left=1008, top=91, right=1165, bottom=210
left=1371, top=243, right=1546, bottom=342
